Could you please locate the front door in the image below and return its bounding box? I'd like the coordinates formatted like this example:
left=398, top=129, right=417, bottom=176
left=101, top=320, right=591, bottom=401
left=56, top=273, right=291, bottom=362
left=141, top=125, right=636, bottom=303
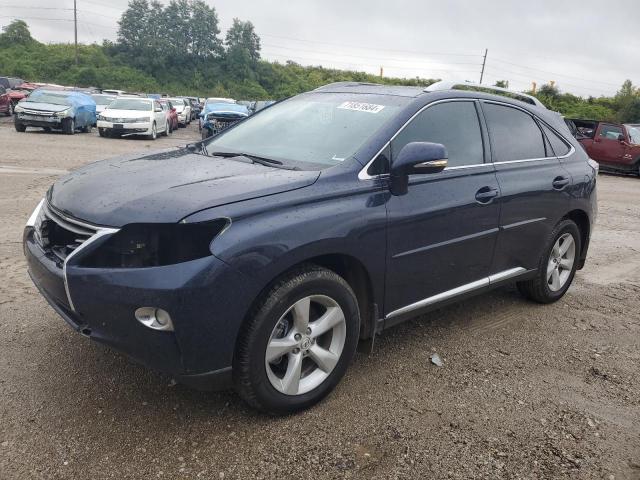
left=591, top=123, right=627, bottom=166
left=384, top=100, right=501, bottom=319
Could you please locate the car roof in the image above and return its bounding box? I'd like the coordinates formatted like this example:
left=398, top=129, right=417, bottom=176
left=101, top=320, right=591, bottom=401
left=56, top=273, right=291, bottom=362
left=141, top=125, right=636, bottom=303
left=314, top=82, right=424, bottom=98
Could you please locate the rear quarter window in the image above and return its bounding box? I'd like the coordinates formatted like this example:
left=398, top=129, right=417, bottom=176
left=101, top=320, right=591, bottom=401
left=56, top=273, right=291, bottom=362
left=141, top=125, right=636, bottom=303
left=482, top=103, right=546, bottom=162
left=540, top=123, right=571, bottom=156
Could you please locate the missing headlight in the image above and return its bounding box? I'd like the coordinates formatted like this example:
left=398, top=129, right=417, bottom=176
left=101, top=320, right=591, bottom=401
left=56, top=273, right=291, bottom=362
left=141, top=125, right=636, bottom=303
left=79, top=219, right=228, bottom=268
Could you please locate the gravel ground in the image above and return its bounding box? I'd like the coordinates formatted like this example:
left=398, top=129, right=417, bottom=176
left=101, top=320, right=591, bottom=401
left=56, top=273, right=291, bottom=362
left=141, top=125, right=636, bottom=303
left=0, top=115, right=639, bottom=480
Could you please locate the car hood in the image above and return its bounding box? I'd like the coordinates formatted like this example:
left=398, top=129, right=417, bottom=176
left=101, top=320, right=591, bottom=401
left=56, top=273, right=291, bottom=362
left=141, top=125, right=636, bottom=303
left=49, top=148, right=320, bottom=226
left=20, top=101, right=69, bottom=112
left=101, top=108, right=152, bottom=118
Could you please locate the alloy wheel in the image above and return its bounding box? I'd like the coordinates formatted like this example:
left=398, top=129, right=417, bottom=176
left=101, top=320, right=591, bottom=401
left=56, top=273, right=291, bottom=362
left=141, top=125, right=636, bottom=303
left=547, top=233, right=576, bottom=292
left=265, top=295, right=346, bottom=396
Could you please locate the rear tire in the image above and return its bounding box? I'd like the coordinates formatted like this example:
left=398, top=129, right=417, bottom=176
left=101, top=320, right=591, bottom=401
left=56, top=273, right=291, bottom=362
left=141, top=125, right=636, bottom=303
left=62, top=117, right=75, bottom=135
left=517, top=219, right=581, bottom=303
left=233, top=265, right=360, bottom=415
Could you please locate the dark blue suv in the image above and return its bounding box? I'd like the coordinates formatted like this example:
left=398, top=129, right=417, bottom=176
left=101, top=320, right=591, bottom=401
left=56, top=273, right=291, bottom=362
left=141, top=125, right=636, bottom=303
left=24, top=81, right=597, bottom=414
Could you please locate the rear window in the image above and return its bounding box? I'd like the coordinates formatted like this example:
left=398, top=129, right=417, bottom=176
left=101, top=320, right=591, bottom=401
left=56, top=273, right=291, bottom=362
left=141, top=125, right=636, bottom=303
left=483, top=103, right=546, bottom=162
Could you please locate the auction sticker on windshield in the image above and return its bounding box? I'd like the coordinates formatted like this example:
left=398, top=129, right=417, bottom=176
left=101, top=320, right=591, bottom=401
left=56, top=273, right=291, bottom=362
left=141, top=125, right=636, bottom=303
left=337, top=101, right=385, bottom=114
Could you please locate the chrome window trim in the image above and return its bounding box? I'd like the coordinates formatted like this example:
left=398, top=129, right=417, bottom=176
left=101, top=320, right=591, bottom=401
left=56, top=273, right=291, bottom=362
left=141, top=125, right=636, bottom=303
left=385, top=267, right=527, bottom=320
left=358, top=98, right=482, bottom=181
left=358, top=98, right=575, bottom=180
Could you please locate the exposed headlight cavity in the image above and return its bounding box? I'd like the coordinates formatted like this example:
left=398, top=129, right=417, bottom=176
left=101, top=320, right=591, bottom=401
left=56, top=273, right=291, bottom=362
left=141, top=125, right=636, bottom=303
left=79, top=219, right=228, bottom=268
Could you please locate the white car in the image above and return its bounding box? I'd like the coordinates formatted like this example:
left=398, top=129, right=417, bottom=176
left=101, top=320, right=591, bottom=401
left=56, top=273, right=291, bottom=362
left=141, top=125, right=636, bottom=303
left=166, top=98, right=191, bottom=127
left=97, top=98, right=169, bottom=139
left=90, top=94, right=117, bottom=116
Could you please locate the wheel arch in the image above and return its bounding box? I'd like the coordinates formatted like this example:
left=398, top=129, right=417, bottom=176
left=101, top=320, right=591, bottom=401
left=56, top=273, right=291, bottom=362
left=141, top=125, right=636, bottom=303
left=240, top=253, right=379, bottom=342
left=563, top=209, right=590, bottom=269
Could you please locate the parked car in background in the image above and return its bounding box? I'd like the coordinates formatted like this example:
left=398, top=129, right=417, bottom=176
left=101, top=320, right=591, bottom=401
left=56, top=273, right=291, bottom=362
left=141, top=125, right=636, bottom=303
left=23, top=82, right=597, bottom=414
left=167, top=97, right=191, bottom=127
left=14, top=89, right=96, bottom=134
left=0, top=85, right=10, bottom=115
left=97, top=97, right=169, bottom=139
left=199, top=97, right=237, bottom=130
left=569, top=119, right=640, bottom=176
left=90, top=93, right=117, bottom=116
left=181, top=97, right=200, bottom=120
left=158, top=98, right=179, bottom=133
left=200, top=102, right=249, bottom=139
left=101, top=89, right=126, bottom=96
left=0, top=77, right=24, bottom=89
left=252, top=100, right=276, bottom=113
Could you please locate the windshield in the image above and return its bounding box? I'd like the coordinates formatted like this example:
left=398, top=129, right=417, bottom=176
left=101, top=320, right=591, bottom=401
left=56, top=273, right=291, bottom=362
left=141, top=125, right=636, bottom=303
left=108, top=99, right=151, bottom=111
left=167, top=98, right=185, bottom=109
left=28, top=91, right=72, bottom=106
left=625, top=125, right=640, bottom=144
left=207, top=92, right=405, bottom=166
left=92, top=95, right=116, bottom=105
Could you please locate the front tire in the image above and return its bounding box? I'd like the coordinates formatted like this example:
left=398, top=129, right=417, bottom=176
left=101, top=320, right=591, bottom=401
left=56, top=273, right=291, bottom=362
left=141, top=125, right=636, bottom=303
left=148, top=122, right=157, bottom=140
left=233, top=265, right=360, bottom=415
left=517, top=219, right=581, bottom=303
left=62, top=117, right=75, bottom=135
left=14, top=119, right=26, bottom=132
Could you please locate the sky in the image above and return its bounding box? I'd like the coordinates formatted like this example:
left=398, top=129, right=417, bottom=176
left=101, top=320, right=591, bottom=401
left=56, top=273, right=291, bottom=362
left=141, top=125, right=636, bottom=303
left=1, top=0, right=638, bottom=97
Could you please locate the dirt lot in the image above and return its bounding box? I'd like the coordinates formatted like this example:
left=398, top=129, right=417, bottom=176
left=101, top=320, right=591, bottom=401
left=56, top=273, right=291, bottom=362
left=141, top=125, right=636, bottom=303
left=0, top=115, right=639, bottom=480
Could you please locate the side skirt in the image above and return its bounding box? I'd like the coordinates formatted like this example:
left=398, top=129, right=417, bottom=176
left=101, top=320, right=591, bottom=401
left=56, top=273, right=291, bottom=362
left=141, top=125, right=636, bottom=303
left=382, top=267, right=536, bottom=330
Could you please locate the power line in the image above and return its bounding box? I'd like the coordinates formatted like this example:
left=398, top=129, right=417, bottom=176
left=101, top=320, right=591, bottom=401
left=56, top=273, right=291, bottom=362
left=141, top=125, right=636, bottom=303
left=260, top=33, right=484, bottom=59
left=491, top=57, right=621, bottom=88
left=262, top=42, right=482, bottom=67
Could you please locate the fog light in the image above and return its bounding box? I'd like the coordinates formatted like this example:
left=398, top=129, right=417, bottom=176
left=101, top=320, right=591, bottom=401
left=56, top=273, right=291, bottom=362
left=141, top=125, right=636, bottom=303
left=135, top=307, right=174, bottom=331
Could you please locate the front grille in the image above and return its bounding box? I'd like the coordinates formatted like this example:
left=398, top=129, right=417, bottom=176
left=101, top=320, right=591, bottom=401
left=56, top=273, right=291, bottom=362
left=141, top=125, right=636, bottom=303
left=22, top=108, right=55, bottom=116
left=35, top=203, right=98, bottom=262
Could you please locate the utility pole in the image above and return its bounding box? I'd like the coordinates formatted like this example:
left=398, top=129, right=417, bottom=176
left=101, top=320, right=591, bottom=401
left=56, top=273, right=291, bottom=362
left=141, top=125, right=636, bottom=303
left=74, top=0, right=78, bottom=65
left=479, top=48, right=488, bottom=84
left=379, top=66, right=383, bottom=78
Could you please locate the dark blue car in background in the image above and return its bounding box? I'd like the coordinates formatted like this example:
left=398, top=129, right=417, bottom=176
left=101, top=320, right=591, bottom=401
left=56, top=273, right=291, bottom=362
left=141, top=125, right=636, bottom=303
left=24, top=81, right=597, bottom=414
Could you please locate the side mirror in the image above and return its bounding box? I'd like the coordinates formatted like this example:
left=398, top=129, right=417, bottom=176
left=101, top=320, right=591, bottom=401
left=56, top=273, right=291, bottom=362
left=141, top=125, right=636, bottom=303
left=199, top=112, right=204, bottom=118
left=389, top=142, right=448, bottom=196
left=618, top=134, right=625, bottom=142
left=171, top=107, right=176, bottom=112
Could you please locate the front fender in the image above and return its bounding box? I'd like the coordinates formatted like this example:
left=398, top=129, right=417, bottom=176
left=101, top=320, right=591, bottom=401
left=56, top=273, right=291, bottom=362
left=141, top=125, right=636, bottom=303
left=184, top=176, right=389, bottom=311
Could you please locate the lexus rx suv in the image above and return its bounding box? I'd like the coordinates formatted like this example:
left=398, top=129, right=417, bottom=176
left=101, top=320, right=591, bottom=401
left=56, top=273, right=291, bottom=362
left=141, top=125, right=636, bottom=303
left=24, top=82, right=597, bottom=414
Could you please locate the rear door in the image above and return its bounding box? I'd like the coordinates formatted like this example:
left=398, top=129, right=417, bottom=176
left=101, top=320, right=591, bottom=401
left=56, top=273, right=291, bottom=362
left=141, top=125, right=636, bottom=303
left=481, top=101, right=572, bottom=274
left=384, top=100, right=501, bottom=320
left=590, top=123, right=627, bottom=166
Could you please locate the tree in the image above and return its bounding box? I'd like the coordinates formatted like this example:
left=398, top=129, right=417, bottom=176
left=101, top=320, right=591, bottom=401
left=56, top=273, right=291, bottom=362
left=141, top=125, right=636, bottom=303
left=494, top=80, right=509, bottom=89
left=225, top=18, right=261, bottom=64
left=0, top=20, right=34, bottom=47
left=190, top=0, right=223, bottom=59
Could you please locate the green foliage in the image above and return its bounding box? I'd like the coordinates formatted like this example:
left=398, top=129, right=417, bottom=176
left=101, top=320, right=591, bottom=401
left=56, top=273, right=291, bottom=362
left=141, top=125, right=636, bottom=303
left=1, top=12, right=638, bottom=125
left=0, top=20, right=34, bottom=47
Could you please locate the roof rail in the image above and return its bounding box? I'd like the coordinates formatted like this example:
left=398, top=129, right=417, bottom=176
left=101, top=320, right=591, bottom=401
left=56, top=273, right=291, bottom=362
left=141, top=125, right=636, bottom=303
left=424, top=81, right=546, bottom=108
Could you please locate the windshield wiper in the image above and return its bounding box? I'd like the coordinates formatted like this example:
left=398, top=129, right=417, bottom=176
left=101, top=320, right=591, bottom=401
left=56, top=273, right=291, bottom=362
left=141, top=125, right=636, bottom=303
left=210, top=151, right=298, bottom=170
left=185, top=141, right=209, bottom=156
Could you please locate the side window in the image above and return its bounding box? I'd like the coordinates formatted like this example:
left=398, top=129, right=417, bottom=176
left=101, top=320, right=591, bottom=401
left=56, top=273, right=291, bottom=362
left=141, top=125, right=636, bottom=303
left=154, top=101, right=162, bottom=111
left=540, top=123, right=571, bottom=156
left=0, top=86, right=5, bottom=95
left=598, top=124, right=623, bottom=140
left=483, top=103, right=546, bottom=162
left=391, top=101, right=484, bottom=168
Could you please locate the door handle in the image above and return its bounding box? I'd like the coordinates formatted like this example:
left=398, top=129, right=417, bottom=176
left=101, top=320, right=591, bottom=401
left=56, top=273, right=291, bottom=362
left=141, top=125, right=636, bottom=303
left=475, top=186, right=499, bottom=204
left=552, top=176, right=570, bottom=190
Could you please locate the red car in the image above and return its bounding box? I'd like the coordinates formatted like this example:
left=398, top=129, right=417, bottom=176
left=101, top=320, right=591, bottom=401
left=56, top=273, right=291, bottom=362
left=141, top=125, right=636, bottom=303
left=158, top=99, right=179, bottom=133
left=570, top=119, right=640, bottom=176
left=0, top=85, right=10, bottom=115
